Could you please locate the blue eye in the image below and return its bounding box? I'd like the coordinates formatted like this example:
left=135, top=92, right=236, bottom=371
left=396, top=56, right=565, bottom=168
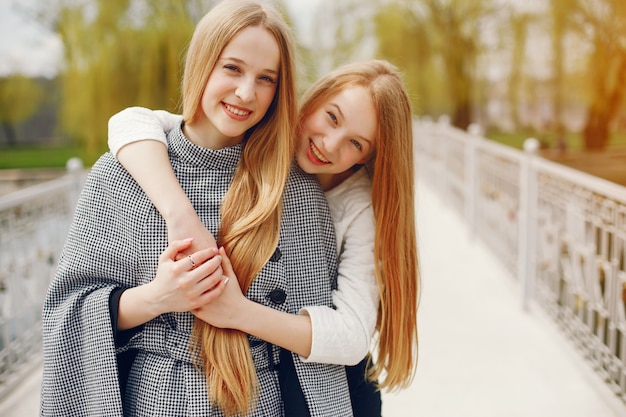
left=224, top=64, right=240, bottom=72
left=259, top=75, right=276, bottom=84
left=351, top=139, right=362, bottom=150
left=327, top=112, right=337, bottom=123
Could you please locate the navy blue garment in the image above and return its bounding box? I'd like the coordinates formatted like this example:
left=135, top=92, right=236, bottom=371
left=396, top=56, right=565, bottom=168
left=279, top=348, right=381, bottom=417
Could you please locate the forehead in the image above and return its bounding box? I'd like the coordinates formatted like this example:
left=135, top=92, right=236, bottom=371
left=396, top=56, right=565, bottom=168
left=220, top=25, right=280, bottom=72
left=328, top=85, right=375, bottom=118
left=328, top=85, right=378, bottom=143
left=325, top=84, right=369, bottom=105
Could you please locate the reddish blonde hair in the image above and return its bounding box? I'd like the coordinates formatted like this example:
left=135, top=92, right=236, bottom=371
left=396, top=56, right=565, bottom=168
left=298, top=60, right=420, bottom=390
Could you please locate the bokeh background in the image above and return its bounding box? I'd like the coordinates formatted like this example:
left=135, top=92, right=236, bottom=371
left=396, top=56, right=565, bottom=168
left=1, top=0, right=625, bottom=183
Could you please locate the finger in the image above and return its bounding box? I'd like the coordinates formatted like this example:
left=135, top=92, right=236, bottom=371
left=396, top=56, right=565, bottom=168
left=187, top=254, right=197, bottom=270
left=173, top=244, right=215, bottom=262
left=159, top=237, right=194, bottom=262
left=218, top=247, right=235, bottom=278
left=189, top=248, right=221, bottom=274
left=190, top=265, right=224, bottom=300
left=181, top=247, right=219, bottom=269
left=206, top=276, right=229, bottom=297
left=193, top=256, right=223, bottom=284
left=191, top=247, right=220, bottom=264
left=198, top=276, right=230, bottom=303
left=172, top=247, right=218, bottom=274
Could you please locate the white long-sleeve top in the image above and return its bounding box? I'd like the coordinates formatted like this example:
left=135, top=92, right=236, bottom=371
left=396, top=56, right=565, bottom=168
left=108, top=107, right=379, bottom=365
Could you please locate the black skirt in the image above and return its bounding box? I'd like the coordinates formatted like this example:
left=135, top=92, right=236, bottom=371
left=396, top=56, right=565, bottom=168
left=279, top=348, right=382, bottom=417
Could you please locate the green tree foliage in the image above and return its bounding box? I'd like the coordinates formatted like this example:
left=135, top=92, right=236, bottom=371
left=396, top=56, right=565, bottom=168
left=53, top=0, right=202, bottom=160
left=374, top=3, right=436, bottom=115
left=308, top=0, right=372, bottom=77
left=507, top=11, right=531, bottom=129
left=35, top=0, right=626, bottom=155
left=550, top=0, right=569, bottom=135
left=417, top=0, right=497, bottom=130
left=0, top=75, right=44, bottom=146
left=317, top=0, right=495, bottom=129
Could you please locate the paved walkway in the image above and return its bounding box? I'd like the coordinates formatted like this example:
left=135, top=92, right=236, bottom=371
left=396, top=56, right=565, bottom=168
left=381, top=181, right=626, bottom=417
left=2, top=180, right=626, bottom=416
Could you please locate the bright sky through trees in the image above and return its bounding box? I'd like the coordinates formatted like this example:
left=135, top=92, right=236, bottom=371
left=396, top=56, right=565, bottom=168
left=0, top=0, right=321, bottom=78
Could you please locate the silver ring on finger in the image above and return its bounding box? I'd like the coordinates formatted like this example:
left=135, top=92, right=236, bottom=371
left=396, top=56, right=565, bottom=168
left=188, top=255, right=197, bottom=269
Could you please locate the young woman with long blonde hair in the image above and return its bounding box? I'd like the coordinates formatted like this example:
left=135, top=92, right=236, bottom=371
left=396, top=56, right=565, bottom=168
left=42, top=1, right=353, bottom=416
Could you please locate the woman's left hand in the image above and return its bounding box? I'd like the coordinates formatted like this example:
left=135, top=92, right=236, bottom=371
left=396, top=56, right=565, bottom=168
left=192, top=247, right=249, bottom=329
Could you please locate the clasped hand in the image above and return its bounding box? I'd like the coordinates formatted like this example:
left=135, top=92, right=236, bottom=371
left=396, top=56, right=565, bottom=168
left=192, top=247, right=248, bottom=330
left=148, top=238, right=228, bottom=315
left=151, top=239, right=247, bottom=330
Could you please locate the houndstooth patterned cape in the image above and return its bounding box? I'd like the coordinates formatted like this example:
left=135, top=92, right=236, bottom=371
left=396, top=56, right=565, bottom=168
left=41, top=126, right=353, bottom=417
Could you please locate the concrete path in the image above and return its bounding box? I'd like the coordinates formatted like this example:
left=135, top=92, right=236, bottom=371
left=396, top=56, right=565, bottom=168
left=2, top=180, right=626, bottom=416
left=381, top=181, right=626, bottom=417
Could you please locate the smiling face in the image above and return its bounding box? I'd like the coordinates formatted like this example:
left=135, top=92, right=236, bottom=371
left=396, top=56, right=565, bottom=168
left=296, top=85, right=377, bottom=180
left=186, top=25, right=280, bottom=149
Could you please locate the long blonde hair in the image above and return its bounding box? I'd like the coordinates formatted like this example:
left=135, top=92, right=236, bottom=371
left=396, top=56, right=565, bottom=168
left=181, top=1, right=297, bottom=415
left=297, top=60, right=420, bottom=391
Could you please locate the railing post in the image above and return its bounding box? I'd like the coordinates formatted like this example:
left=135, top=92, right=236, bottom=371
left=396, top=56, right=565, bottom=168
left=437, top=115, right=452, bottom=206
left=466, top=123, right=483, bottom=237
left=65, top=157, right=84, bottom=209
left=520, top=138, right=539, bottom=311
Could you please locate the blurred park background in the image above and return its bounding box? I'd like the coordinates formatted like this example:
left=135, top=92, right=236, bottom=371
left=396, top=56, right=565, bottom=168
left=1, top=0, right=626, bottom=187
left=3, top=1, right=626, bottom=414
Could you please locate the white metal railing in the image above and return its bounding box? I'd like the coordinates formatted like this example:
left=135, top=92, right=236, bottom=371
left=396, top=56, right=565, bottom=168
left=0, top=160, right=86, bottom=399
left=415, top=117, right=626, bottom=402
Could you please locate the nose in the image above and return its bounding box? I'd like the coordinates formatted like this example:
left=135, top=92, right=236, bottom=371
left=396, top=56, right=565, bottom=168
left=323, top=131, right=342, bottom=153
left=235, top=77, right=255, bottom=103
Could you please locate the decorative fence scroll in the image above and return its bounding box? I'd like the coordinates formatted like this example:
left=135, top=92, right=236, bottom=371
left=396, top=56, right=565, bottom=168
left=0, top=166, right=85, bottom=399
left=415, top=118, right=626, bottom=401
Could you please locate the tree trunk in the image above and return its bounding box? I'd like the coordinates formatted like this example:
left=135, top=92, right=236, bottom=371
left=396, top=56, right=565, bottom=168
left=1, top=123, right=16, bottom=146
left=453, top=101, right=472, bottom=131
left=582, top=106, right=610, bottom=150
left=582, top=55, right=626, bottom=150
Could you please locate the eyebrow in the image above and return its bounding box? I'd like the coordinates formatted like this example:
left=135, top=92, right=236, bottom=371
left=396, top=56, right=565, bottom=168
left=330, top=103, right=374, bottom=146
left=222, top=56, right=279, bottom=76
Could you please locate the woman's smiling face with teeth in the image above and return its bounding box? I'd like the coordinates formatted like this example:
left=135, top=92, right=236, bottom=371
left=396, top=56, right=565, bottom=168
left=196, top=25, right=280, bottom=146
left=296, top=85, right=377, bottom=176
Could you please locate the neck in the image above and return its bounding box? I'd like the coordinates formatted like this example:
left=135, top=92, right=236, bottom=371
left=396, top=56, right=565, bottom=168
left=316, top=167, right=358, bottom=191
left=183, top=120, right=242, bottom=150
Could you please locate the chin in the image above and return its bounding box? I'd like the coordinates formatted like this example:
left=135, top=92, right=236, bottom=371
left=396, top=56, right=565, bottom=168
left=294, top=157, right=311, bottom=174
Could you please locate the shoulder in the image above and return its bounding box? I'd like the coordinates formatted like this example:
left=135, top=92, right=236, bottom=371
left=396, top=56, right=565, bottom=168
left=326, top=168, right=372, bottom=220
left=282, top=164, right=334, bottom=237
left=80, top=152, right=149, bottom=214
left=87, top=152, right=136, bottom=191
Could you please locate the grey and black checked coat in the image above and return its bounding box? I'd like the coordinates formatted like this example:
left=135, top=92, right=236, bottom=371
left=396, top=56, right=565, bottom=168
left=41, top=127, right=353, bottom=417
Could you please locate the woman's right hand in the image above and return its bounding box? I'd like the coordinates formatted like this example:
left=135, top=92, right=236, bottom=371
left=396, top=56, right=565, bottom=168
left=148, top=237, right=227, bottom=315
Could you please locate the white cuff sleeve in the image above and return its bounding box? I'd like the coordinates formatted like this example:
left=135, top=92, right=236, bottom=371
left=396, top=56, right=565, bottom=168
left=298, top=305, right=370, bottom=365
left=108, top=107, right=183, bottom=157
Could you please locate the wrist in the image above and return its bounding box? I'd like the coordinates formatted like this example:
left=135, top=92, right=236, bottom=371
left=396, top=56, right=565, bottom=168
left=118, top=284, right=162, bottom=330
left=142, top=280, right=168, bottom=317
left=160, top=200, right=196, bottom=224
left=236, top=298, right=263, bottom=333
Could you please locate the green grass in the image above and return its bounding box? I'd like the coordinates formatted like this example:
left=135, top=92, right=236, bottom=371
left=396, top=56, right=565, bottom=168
left=3, top=130, right=626, bottom=170
left=0, top=145, right=96, bottom=169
